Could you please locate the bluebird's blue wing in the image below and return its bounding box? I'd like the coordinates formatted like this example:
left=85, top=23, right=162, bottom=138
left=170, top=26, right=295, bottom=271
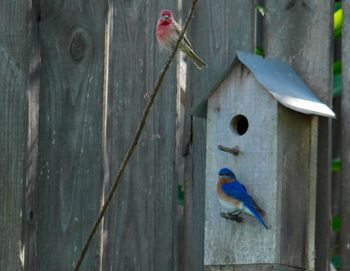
left=222, top=181, right=268, bottom=229
left=222, top=181, right=254, bottom=205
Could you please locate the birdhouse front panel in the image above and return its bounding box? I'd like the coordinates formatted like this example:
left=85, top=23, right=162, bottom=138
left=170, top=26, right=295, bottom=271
left=204, top=64, right=279, bottom=265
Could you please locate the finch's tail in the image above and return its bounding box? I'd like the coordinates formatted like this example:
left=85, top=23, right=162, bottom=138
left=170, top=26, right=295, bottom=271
left=184, top=48, right=208, bottom=70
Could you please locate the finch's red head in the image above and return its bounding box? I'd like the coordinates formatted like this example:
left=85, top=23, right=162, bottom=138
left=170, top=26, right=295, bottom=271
left=158, top=9, right=173, bottom=25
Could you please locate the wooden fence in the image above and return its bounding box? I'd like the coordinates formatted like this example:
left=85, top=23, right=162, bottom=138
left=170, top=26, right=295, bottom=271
left=0, top=0, right=348, bottom=270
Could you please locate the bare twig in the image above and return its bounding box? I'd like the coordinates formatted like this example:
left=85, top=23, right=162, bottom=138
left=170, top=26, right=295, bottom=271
left=73, top=1, right=199, bottom=269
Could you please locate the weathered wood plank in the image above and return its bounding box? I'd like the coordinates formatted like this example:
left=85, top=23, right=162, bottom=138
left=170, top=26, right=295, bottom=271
left=340, top=1, right=350, bottom=269
left=36, top=1, right=106, bottom=269
left=101, top=1, right=177, bottom=270
left=205, top=264, right=305, bottom=271
left=277, top=105, right=311, bottom=268
left=264, top=1, right=333, bottom=270
left=183, top=1, right=256, bottom=270
left=0, top=1, right=29, bottom=270
left=24, top=0, right=41, bottom=269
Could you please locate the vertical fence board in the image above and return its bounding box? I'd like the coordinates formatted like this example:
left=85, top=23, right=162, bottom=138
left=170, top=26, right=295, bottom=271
left=0, top=1, right=29, bottom=270
left=101, top=1, right=177, bottom=270
left=264, top=1, right=333, bottom=270
left=340, top=1, right=350, bottom=269
left=183, top=2, right=255, bottom=270
left=24, top=0, right=41, bottom=270
left=37, top=1, right=106, bottom=270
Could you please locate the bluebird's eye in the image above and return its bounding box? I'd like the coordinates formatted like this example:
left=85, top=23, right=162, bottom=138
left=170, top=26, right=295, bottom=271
left=218, top=168, right=236, bottom=179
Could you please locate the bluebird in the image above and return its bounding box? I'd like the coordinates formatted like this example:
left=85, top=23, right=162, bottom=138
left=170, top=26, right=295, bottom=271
left=216, top=167, right=268, bottom=229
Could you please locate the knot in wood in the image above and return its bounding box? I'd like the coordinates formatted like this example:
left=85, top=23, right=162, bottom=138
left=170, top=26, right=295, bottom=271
left=70, top=32, right=86, bottom=62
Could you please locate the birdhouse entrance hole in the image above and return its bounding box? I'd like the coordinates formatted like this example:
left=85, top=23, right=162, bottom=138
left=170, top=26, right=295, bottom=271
left=231, top=114, right=249, bottom=135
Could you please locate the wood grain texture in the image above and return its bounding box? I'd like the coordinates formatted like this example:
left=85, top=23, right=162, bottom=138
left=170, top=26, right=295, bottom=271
left=205, top=67, right=278, bottom=265
left=205, top=264, right=305, bottom=271
left=0, top=1, right=29, bottom=270
left=277, top=105, right=311, bottom=268
left=183, top=2, right=256, bottom=270
left=307, top=117, right=318, bottom=270
left=204, top=66, right=312, bottom=268
left=36, top=1, right=106, bottom=270
left=340, top=1, right=350, bottom=269
left=101, top=1, right=177, bottom=270
left=24, top=0, right=41, bottom=269
left=263, top=1, right=333, bottom=270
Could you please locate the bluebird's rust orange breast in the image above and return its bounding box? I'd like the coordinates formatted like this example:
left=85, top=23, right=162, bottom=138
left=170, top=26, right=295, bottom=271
left=216, top=177, right=241, bottom=207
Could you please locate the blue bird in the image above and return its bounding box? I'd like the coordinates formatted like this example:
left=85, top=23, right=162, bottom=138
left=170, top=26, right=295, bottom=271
left=216, top=167, right=268, bottom=229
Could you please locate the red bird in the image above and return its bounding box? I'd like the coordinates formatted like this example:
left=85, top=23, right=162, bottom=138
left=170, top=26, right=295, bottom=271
left=156, top=9, right=207, bottom=70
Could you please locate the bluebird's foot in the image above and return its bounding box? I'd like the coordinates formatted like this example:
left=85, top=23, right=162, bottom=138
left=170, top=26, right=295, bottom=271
left=232, top=214, right=243, bottom=223
left=229, top=211, right=243, bottom=223
left=220, top=212, right=231, bottom=220
left=220, top=212, right=243, bottom=223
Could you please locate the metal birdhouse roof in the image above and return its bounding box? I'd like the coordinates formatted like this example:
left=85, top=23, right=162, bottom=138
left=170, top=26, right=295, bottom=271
left=193, top=51, right=335, bottom=118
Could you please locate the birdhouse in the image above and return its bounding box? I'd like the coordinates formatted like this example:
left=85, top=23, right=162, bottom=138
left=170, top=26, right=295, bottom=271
left=194, top=51, right=335, bottom=270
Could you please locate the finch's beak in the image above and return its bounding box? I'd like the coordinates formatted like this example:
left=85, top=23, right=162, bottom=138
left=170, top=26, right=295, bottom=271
left=161, top=15, right=170, bottom=20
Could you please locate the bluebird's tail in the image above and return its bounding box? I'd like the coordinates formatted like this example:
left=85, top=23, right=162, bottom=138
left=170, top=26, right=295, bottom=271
left=246, top=205, right=269, bottom=229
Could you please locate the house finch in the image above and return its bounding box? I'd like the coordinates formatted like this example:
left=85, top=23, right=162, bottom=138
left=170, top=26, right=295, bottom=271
left=156, top=9, right=207, bottom=70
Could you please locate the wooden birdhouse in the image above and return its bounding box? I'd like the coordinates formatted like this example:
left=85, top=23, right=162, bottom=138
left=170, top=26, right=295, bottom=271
left=194, top=51, right=335, bottom=270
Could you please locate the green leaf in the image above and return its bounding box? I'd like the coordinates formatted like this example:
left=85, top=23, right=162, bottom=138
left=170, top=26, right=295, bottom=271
left=332, top=215, right=341, bottom=232
left=332, top=255, right=340, bottom=269
left=178, top=184, right=184, bottom=206
left=333, top=74, right=342, bottom=97
left=255, top=47, right=265, bottom=56
left=332, top=158, right=342, bottom=172
left=333, top=61, right=342, bottom=97
left=257, top=5, right=265, bottom=16
left=335, top=2, right=342, bottom=11
left=334, top=8, right=343, bottom=38
left=333, top=60, right=342, bottom=74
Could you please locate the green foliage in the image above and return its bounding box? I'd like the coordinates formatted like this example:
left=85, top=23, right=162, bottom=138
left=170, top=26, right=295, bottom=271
left=332, top=215, right=341, bottom=232
left=335, top=2, right=342, bottom=12
left=334, top=6, right=342, bottom=38
left=257, top=5, right=265, bottom=16
left=332, top=255, right=340, bottom=269
left=333, top=60, right=342, bottom=74
left=333, top=74, right=342, bottom=97
left=332, top=159, right=342, bottom=172
left=255, top=47, right=265, bottom=56
left=178, top=184, right=184, bottom=206
left=333, top=3, right=342, bottom=97
left=333, top=61, right=342, bottom=97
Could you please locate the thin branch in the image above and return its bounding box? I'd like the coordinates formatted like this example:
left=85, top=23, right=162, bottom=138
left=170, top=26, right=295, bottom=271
left=73, top=0, right=199, bottom=269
